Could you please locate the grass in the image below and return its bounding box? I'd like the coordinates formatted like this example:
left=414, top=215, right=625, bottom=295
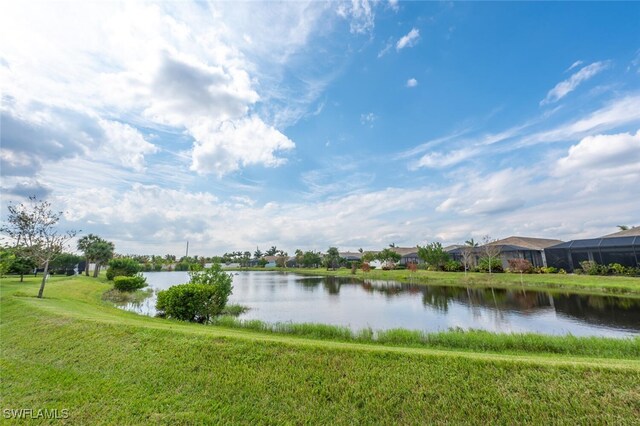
left=211, top=317, right=640, bottom=359
left=233, top=267, right=640, bottom=297
left=1, top=274, right=640, bottom=424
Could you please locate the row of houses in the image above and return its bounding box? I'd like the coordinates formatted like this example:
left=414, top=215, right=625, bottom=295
left=254, top=228, right=639, bottom=272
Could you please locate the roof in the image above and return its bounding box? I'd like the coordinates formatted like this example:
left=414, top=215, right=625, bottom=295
left=548, top=236, right=640, bottom=250
left=601, top=227, right=640, bottom=238
left=340, top=252, right=363, bottom=259
left=443, top=244, right=463, bottom=252
left=486, top=236, right=564, bottom=250
left=390, top=247, right=418, bottom=256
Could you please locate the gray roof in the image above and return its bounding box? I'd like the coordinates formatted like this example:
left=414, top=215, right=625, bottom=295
left=601, top=227, right=640, bottom=238
left=486, top=236, right=564, bottom=250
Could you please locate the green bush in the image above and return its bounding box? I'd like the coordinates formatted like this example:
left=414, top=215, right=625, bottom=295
left=444, top=260, right=462, bottom=272
left=106, top=258, right=141, bottom=280
left=113, top=274, right=147, bottom=291
left=156, top=283, right=227, bottom=323
left=156, top=263, right=233, bottom=323
left=477, top=257, right=503, bottom=273
left=540, top=266, right=558, bottom=274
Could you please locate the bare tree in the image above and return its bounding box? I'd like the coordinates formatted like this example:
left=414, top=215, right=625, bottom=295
left=1, top=197, right=78, bottom=298
left=481, top=235, right=502, bottom=275
left=460, top=246, right=475, bottom=276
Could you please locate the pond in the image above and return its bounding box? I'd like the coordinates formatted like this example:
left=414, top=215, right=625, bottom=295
left=117, top=271, right=640, bottom=337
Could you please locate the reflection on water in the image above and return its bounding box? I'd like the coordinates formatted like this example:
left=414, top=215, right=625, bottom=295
left=117, top=271, right=640, bottom=337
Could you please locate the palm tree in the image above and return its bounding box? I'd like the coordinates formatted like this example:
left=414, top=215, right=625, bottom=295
left=465, top=238, right=479, bottom=247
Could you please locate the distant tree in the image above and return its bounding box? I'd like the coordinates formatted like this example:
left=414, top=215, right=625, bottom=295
left=49, top=252, right=82, bottom=275
left=294, top=249, right=303, bottom=267
left=254, top=247, right=263, bottom=259
left=358, top=248, right=364, bottom=253
left=276, top=254, right=288, bottom=268
left=242, top=251, right=251, bottom=267
left=77, top=234, right=100, bottom=276
left=389, top=243, right=396, bottom=248
left=376, top=248, right=401, bottom=269
left=89, top=240, right=115, bottom=277
left=302, top=251, right=322, bottom=268
left=0, top=197, right=78, bottom=298
left=8, top=251, right=37, bottom=281
left=617, top=225, right=637, bottom=231
left=324, top=247, right=341, bottom=270
left=465, top=238, right=479, bottom=247
left=417, top=242, right=450, bottom=271
left=480, top=235, right=502, bottom=275
left=266, top=246, right=278, bottom=256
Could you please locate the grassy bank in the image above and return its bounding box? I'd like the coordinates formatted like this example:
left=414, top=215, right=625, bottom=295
left=232, top=267, right=640, bottom=297
left=1, top=275, right=640, bottom=424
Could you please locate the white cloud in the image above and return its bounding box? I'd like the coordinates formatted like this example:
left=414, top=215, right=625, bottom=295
left=566, top=60, right=584, bottom=72
left=396, top=28, right=420, bottom=50
left=555, top=130, right=640, bottom=177
left=190, top=116, right=295, bottom=177
left=412, top=147, right=477, bottom=169
left=377, top=42, right=393, bottom=58
left=406, top=78, right=418, bottom=87
left=541, top=61, right=610, bottom=105
left=98, top=120, right=158, bottom=171
left=360, top=112, right=377, bottom=127
left=0, top=1, right=341, bottom=180
left=336, top=0, right=375, bottom=35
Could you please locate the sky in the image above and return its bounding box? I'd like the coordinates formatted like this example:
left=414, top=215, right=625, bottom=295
left=1, top=1, right=639, bottom=256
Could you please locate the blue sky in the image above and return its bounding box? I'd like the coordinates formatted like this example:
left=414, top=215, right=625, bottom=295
left=1, top=1, right=639, bottom=255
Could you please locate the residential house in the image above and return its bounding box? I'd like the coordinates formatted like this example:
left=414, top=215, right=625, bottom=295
left=545, top=228, right=640, bottom=272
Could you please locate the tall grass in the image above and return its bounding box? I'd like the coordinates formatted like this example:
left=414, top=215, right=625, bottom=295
left=211, top=316, right=640, bottom=359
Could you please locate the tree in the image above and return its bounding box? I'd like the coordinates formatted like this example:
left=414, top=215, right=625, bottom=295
left=89, top=240, right=115, bottom=277
left=480, top=235, right=502, bottom=275
left=294, top=249, right=303, bottom=267
left=0, top=248, right=16, bottom=277
left=465, top=238, right=479, bottom=247
left=78, top=234, right=100, bottom=276
left=8, top=251, right=37, bottom=282
left=266, top=246, right=278, bottom=256
left=376, top=248, right=401, bottom=269
left=417, top=242, right=450, bottom=271
left=254, top=247, right=263, bottom=259
left=1, top=197, right=78, bottom=298
left=302, top=251, right=322, bottom=268
left=49, top=252, right=82, bottom=275
left=460, top=246, right=475, bottom=275
left=324, top=247, right=341, bottom=270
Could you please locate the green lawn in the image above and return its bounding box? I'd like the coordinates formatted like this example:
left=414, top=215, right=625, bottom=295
left=234, top=267, right=640, bottom=297
left=1, top=275, right=639, bottom=424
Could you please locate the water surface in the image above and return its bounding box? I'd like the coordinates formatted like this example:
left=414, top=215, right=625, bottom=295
left=117, top=271, right=640, bottom=337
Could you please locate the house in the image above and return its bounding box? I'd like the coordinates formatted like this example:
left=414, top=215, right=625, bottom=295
left=449, top=236, right=564, bottom=269
left=391, top=247, right=420, bottom=266
left=545, top=228, right=640, bottom=272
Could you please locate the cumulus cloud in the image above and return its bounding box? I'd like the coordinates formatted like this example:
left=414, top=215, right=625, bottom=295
left=396, top=28, right=420, bottom=50
left=406, top=78, right=418, bottom=87
left=555, top=130, right=640, bottom=177
left=190, top=116, right=295, bottom=177
left=541, top=61, right=610, bottom=105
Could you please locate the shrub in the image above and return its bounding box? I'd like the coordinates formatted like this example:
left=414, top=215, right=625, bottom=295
left=609, top=263, right=626, bottom=275
left=478, top=257, right=503, bottom=273
left=507, top=258, right=533, bottom=274
left=444, top=260, right=462, bottom=272
left=156, top=283, right=228, bottom=323
left=106, top=258, right=141, bottom=280
left=361, top=263, right=371, bottom=273
left=156, top=263, right=233, bottom=323
left=580, top=261, right=607, bottom=276
left=113, top=274, right=147, bottom=291
left=540, top=266, right=558, bottom=274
